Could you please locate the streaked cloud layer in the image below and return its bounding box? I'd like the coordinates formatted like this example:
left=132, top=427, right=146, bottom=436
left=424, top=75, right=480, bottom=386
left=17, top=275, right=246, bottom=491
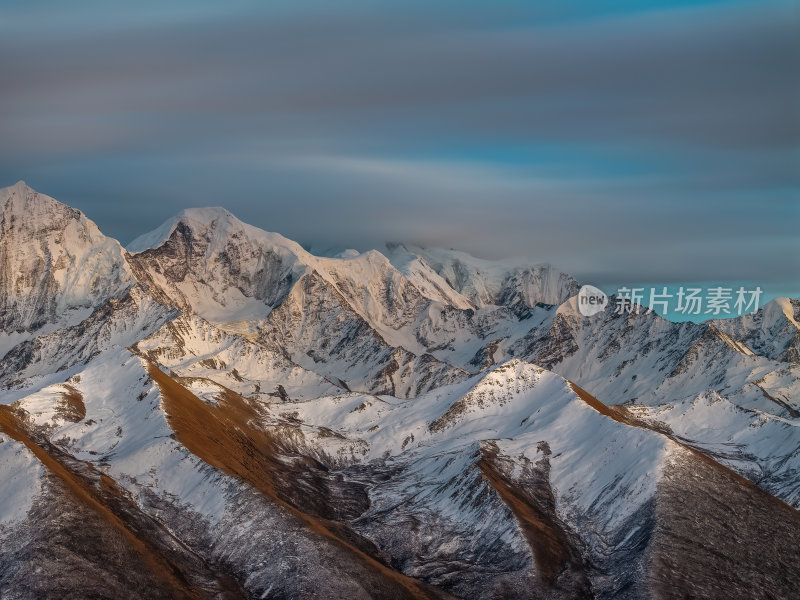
left=1, top=0, right=797, bottom=294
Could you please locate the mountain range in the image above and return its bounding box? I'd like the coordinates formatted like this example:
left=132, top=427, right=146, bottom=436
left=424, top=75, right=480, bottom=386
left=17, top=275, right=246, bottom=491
left=1, top=180, right=799, bottom=599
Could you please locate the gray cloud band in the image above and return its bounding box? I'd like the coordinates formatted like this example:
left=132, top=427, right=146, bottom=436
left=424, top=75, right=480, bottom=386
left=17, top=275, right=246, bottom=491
left=0, top=1, right=797, bottom=290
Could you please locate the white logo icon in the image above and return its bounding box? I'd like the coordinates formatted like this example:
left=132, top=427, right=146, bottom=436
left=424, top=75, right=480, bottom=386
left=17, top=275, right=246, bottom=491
left=577, top=285, right=608, bottom=317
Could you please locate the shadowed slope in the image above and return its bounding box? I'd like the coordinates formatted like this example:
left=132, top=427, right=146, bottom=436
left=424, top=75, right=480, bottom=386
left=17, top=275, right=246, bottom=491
left=146, top=360, right=452, bottom=600
left=651, top=446, right=800, bottom=599
left=567, top=379, right=800, bottom=598
left=478, top=443, right=593, bottom=598
left=0, top=404, right=246, bottom=600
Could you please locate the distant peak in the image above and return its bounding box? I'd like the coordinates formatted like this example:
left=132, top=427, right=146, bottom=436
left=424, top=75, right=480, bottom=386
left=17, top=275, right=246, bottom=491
left=2, top=180, right=49, bottom=200
left=0, top=181, right=84, bottom=223
left=2, top=179, right=32, bottom=197
left=125, top=205, right=306, bottom=257
left=1, top=180, right=42, bottom=198
left=175, top=206, right=238, bottom=224
left=766, top=297, right=800, bottom=329
left=126, top=207, right=243, bottom=254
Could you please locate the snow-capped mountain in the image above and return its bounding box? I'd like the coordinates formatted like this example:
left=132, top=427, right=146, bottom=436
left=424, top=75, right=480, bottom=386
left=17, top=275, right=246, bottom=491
left=0, top=182, right=135, bottom=356
left=1, top=182, right=798, bottom=599
left=712, top=297, right=800, bottom=363
left=386, top=243, right=579, bottom=312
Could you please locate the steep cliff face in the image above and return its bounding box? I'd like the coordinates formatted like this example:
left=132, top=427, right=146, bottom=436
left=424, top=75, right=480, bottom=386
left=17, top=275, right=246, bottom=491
left=132, top=312, right=341, bottom=402
left=127, top=207, right=306, bottom=323
left=126, top=208, right=475, bottom=396
left=713, top=297, right=800, bottom=363
left=0, top=285, right=173, bottom=390
left=0, top=181, right=134, bottom=337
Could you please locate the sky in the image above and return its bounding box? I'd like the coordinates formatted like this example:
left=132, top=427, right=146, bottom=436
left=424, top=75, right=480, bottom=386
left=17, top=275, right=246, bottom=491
left=1, top=0, right=798, bottom=314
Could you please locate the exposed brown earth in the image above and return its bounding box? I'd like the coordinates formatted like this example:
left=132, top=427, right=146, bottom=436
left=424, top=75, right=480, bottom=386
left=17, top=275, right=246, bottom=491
left=570, top=381, right=800, bottom=514
left=146, top=360, right=452, bottom=600
left=478, top=452, right=568, bottom=583
left=567, top=381, right=641, bottom=427
left=650, top=447, right=800, bottom=599
left=0, top=476, right=178, bottom=599
left=568, top=380, right=800, bottom=599
left=0, top=405, right=210, bottom=599
left=478, top=443, right=592, bottom=598
left=0, top=403, right=249, bottom=600
left=56, top=384, right=86, bottom=422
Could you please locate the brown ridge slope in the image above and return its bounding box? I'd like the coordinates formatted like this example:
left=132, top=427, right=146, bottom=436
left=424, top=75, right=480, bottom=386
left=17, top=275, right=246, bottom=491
left=478, top=459, right=568, bottom=581
left=568, top=381, right=639, bottom=427
left=0, top=404, right=245, bottom=600
left=145, top=360, right=451, bottom=600
left=568, top=381, right=800, bottom=599
left=570, top=381, right=800, bottom=513
left=478, top=442, right=592, bottom=599
left=652, top=446, right=800, bottom=599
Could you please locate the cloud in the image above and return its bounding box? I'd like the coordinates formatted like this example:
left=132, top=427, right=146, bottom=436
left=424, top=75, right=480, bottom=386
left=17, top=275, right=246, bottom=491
left=0, top=0, right=797, bottom=292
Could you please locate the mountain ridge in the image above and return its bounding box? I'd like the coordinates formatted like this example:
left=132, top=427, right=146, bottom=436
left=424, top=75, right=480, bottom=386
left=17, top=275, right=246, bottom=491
left=1, top=182, right=799, bottom=599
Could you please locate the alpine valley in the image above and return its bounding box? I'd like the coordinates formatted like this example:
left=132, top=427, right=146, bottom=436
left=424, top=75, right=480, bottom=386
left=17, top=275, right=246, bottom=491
left=1, top=180, right=799, bottom=599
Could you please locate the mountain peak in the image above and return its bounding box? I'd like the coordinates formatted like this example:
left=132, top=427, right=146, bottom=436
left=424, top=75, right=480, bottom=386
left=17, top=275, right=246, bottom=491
left=386, top=243, right=578, bottom=309
left=0, top=181, right=97, bottom=240
left=126, top=206, right=304, bottom=256
left=3, top=179, right=47, bottom=198
left=6, top=179, right=33, bottom=194
left=175, top=206, right=237, bottom=224
left=711, top=296, right=800, bottom=362
left=11, top=179, right=30, bottom=191
left=0, top=182, right=134, bottom=333
left=1, top=180, right=70, bottom=215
